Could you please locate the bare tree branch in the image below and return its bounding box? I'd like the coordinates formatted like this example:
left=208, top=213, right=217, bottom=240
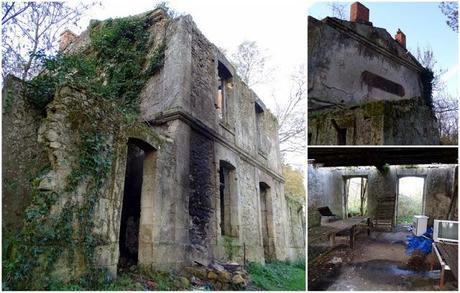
left=416, top=46, right=458, bottom=144
left=2, top=1, right=97, bottom=80
left=230, top=41, right=269, bottom=87
left=439, top=1, right=458, bottom=32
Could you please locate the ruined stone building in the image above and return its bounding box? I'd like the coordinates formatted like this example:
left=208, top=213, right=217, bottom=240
left=308, top=148, right=458, bottom=231
left=2, top=8, right=305, bottom=284
left=308, top=2, right=440, bottom=145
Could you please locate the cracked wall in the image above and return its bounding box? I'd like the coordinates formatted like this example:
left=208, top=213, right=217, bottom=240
left=308, top=97, right=440, bottom=145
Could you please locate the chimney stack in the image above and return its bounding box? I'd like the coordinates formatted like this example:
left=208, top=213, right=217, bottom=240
left=350, top=2, right=370, bottom=24
left=395, top=29, right=406, bottom=48
left=59, top=30, right=77, bottom=51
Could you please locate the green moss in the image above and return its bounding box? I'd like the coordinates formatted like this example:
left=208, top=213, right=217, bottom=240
left=4, top=11, right=169, bottom=290
left=3, top=88, right=15, bottom=113
left=362, top=100, right=385, bottom=117
left=223, top=235, right=239, bottom=261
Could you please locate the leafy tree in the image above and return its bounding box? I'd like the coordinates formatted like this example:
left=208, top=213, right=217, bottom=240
left=2, top=1, right=96, bottom=80
left=283, top=164, right=305, bottom=200
left=439, top=1, right=458, bottom=32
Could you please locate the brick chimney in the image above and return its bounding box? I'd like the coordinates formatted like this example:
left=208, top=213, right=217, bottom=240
left=395, top=29, right=406, bottom=48
left=59, top=30, right=77, bottom=51
left=350, top=2, right=370, bottom=24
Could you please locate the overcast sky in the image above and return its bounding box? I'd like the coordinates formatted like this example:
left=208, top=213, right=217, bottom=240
left=75, top=0, right=308, bottom=110
left=70, top=0, right=308, bottom=168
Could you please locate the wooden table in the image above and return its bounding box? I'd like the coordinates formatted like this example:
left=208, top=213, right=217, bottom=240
left=432, top=242, right=458, bottom=288
left=322, top=216, right=370, bottom=248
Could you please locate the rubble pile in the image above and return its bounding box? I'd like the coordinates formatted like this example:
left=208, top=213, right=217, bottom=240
left=184, top=262, right=249, bottom=290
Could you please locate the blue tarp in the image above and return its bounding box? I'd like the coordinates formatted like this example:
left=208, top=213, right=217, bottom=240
left=406, top=227, right=433, bottom=255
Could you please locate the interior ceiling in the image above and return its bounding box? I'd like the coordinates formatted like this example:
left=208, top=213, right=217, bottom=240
left=308, top=147, right=458, bottom=168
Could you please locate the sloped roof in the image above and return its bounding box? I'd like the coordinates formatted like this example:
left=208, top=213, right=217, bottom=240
left=317, top=16, right=424, bottom=71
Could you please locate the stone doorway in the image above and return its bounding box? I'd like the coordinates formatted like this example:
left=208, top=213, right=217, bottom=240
left=396, top=176, right=425, bottom=225
left=118, top=138, right=156, bottom=268
left=259, top=182, right=274, bottom=261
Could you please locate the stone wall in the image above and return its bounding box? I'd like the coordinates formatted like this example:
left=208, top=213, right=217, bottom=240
left=2, top=76, right=48, bottom=232
left=308, top=16, right=423, bottom=109
left=138, top=12, right=298, bottom=265
left=308, top=97, right=440, bottom=145
left=140, top=15, right=283, bottom=175
left=2, top=9, right=303, bottom=286
left=308, top=163, right=457, bottom=228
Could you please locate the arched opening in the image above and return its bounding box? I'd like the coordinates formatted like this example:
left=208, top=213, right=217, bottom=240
left=118, top=138, right=156, bottom=269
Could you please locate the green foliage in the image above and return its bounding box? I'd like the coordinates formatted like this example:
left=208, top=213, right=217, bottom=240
left=147, top=42, right=166, bottom=75
left=137, top=266, right=181, bottom=290
left=5, top=12, right=168, bottom=290
left=35, top=266, right=185, bottom=291
left=421, top=67, right=434, bottom=108
left=90, top=17, right=150, bottom=114
left=26, top=13, right=166, bottom=117
left=397, top=193, right=423, bottom=225
left=3, top=88, right=15, bottom=112
left=247, top=261, right=306, bottom=291
left=283, top=165, right=305, bottom=200
left=26, top=53, right=98, bottom=113
left=223, top=235, right=239, bottom=261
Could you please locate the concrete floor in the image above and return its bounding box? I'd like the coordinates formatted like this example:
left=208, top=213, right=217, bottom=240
left=309, top=230, right=458, bottom=291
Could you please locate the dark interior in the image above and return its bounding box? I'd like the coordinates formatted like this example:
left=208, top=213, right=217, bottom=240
left=118, top=143, right=145, bottom=268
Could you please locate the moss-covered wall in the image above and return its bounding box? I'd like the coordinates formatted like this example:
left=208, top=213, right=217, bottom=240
left=3, top=7, right=297, bottom=290
left=2, top=76, right=48, bottom=232
left=308, top=97, right=440, bottom=145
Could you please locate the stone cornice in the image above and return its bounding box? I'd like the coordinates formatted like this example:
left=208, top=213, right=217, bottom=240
left=147, top=108, right=285, bottom=183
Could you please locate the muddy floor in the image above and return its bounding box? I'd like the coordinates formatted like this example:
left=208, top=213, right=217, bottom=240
left=308, top=230, right=458, bottom=291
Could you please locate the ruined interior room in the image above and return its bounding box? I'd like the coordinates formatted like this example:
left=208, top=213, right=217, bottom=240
left=308, top=147, right=458, bottom=291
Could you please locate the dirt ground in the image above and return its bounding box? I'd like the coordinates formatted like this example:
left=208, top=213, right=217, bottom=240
left=308, top=230, right=458, bottom=291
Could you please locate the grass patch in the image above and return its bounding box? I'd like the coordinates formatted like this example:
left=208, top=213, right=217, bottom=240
left=247, top=261, right=305, bottom=291
left=35, top=266, right=187, bottom=291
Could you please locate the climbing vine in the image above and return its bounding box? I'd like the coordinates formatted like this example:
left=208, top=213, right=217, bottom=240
left=420, top=67, right=434, bottom=108
left=4, top=11, right=167, bottom=290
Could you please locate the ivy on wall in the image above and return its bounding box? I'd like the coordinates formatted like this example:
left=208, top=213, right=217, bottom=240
left=3, top=10, right=167, bottom=290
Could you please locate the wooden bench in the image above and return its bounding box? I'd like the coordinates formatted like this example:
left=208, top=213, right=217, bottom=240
left=322, top=216, right=370, bottom=248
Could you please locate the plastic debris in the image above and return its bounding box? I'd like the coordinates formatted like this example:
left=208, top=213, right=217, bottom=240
left=406, top=227, right=433, bottom=255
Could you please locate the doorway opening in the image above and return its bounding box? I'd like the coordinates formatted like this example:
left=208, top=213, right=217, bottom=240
left=119, top=142, right=144, bottom=268
left=118, top=138, right=156, bottom=269
left=219, top=160, right=237, bottom=236
left=259, top=182, right=274, bottom=261
left=344, top=177, right=368, bottom=218
left=397, top=176, right=425, bottom=225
